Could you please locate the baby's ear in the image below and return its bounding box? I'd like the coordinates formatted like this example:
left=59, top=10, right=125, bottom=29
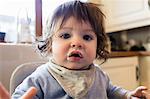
left=49, top=48, right=52, bottom=53
left=47, top=39, right=53, bottom=53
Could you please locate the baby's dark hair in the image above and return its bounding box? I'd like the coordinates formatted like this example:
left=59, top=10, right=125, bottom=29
left=37, top=0, right=110, bottom=61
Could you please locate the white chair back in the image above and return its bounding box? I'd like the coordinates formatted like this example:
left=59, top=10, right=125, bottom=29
left=9, top=62, right=45, bottom=95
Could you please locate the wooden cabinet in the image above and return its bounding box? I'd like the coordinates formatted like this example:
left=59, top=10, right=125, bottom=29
left=139, top=56, right=150, bottom=88
left=90, top=0, right=150, bottom=33
left=94, top=56, right=139, bottom=90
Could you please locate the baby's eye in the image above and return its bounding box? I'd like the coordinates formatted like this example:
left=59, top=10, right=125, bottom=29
left=60, top=33, right=71, bottom=39
left=83, top=35, right=93, bottom=41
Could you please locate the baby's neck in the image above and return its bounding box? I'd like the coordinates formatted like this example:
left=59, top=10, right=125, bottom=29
left=51, top=59, right=92, bottom=70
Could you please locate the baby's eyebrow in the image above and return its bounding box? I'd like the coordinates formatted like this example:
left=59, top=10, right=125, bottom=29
left=82, top=29, right=95, bottom=35
left=55, top=27, right=71, bottom=32
left=83, top=29, right=93, bottom=32
left=60, top=27, right=72, bottom=30
left=58, top=26, right=94, bottom=34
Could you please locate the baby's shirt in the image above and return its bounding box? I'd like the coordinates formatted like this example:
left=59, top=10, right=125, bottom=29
left=12, top=61, right=129, bottom=99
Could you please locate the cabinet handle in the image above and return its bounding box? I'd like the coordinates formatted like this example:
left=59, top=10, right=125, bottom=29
left=136, top=66, right=140, bottom=81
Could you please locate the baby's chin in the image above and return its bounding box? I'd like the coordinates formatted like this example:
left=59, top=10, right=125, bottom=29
left=52, top=59, right=91, bottom=70
left=62, top=64, right=91, bottom=70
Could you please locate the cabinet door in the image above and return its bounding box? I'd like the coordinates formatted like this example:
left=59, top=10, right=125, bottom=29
left=139, top=56, right=150, bottom=88
left=94, top=56, right=139, bottom=90
left=90, top=0, right=150, bottom=33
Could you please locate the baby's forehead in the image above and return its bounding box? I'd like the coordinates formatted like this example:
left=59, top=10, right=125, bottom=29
left=58, top=20, right=92, bottom=33
left=58, top=16, right=91, bottom=27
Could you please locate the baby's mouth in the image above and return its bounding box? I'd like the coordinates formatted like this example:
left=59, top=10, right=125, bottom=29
left=68, top=51, right=83, bottom=58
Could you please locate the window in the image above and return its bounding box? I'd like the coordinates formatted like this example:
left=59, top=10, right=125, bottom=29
left=0, top=0, right=35, bottom=43
left=0, top=0, right=88, bottom=43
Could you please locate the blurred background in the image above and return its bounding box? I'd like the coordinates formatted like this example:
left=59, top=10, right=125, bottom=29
left=0, top=0, right=150, bottom=92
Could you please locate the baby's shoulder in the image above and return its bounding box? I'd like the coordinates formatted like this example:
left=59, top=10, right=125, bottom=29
left=94, top=64, right=105, bottom=73
left=25, top=62, right=56, bottom=86
left=32, top=62, right=52, bottom=77
left=93, top=64, right=109, bottom=78
left=23, top=62, right=52, bottom=83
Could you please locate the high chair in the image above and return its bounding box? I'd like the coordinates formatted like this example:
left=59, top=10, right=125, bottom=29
left=9, top=62, right=45, bottom=95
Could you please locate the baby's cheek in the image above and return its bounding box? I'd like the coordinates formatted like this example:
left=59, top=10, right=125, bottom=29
left=88, top=50, right=96, bottom=60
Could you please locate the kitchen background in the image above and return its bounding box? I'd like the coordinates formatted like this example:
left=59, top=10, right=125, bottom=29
left=0, top=0, right=150, bottom=92
left=108, top=26, right=150, bottom=52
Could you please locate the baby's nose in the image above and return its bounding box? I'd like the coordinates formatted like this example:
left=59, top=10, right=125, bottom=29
left=70, top=40, right=83, bottom=48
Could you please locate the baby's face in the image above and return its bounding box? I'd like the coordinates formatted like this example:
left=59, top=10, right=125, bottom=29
left=51, top=17, right=97, bottom=70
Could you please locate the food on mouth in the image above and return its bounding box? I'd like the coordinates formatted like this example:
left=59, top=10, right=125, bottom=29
left=69, top=51, right=83, bottom=58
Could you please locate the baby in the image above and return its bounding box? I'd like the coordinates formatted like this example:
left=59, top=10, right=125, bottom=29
left=1, top=1, right=150, bottom=99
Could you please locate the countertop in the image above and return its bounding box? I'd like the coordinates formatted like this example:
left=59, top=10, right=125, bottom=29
left=109, top=51, right=150, bottom=58
left=1, top=43, right=150, bottom=58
